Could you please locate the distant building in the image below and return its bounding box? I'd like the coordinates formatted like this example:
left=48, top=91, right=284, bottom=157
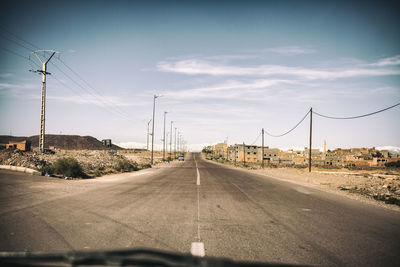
left=257, top=147, right=280, bottom=163
left=6, top=140, right=31, bottom=151
left=370, top=157, right=400, bottom=167
left=227, top=144, right=258, bottom=163
left=214, top=142, right=228, bottom=158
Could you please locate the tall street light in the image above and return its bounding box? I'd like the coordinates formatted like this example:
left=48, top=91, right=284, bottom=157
left=151, top=95, right=159, bottom=165
left=174, top=127, right=177, bottom=159
left=163, top=111, right=168, bottom=161
left=146, top=119, right=152, bottom=150
left=169, top=121, right=174, bottom=160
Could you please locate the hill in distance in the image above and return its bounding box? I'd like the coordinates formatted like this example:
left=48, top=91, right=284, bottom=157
left=0, top=134, right=122, bottom=150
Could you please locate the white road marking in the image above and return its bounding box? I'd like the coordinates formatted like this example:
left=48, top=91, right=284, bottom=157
left=191, top=242, right=205, bottom=257
left=196, top=168, right=200, bottom=185
left=294, top=186, right=312, bottom=195
left=129, top=170, right=151, bottom=177
left=191, top=155, right=204, bottom=256
left=196, top=186, right=201, bottom=240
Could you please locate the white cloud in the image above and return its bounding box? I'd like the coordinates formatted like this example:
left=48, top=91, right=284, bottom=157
left=157, top=59, right=400, bottom=80
left=369, top=55, right=400, bottom=67
left=0, top=73, right=13, bottom=78
left=0, top=82, right=37, bottom=90
left=376, top=146, right=400, bottom=153
left=44, top=94, right=135, bottom=107
left=264, top=46, right=315, bottom=55
left=163, top=79, right=292, bottom=100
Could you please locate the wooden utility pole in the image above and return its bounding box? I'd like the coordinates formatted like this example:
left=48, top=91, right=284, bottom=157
left=262, top=128, right=264, bottom=168
left=308, top=108, right=313, bottom=172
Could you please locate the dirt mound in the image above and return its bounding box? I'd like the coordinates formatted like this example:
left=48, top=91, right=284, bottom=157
left=0, top=135, right=122, bottom=150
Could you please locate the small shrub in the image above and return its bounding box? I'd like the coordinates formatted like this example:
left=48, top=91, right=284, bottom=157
left=114, top=159, right=139, bottom=172
left=139, top=163, right=152, bottom=169
left=53, top=157, right=84, bottom=178
left=40, top=163, right=54, bottom=176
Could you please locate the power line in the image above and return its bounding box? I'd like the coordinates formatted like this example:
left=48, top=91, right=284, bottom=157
left=0, top=29, right=135, bottom=122
left=250, top=132, right=261, bottom=145
left=49, top=61, right=134, bottom=121
left=0, top=26, right=40, bottom=50
left=265, top=110, right=310, bottom=137
left=0, top=46, right=41, bottom=68
left=49, top=71, right=134, bottom=122
left=0, top=33, right=36, bottom=53
left=313, top=102, right=400, bottom=120
left=0, top=46, right=30, bottom=61
left=55, top=57, right=132, bottom=117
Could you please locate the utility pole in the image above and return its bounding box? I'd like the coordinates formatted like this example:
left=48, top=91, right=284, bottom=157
left=174, top=127, right=177, bottom=159
left=146, top=119, right=152, bottom=150
left=29, top=50, right=57, bottom=153
left=163, top=111, right=168, bottom=161
left=243, top=142, right=246, bottom=166
left=234, top=146, right=237, bottom=165
left=309, top=107, right=313, bottom=172
left=169, top=121, right=173, bottom=160
left=179, top=134, right=182, bottom=153
left=262, top=128, right=265, bottom=168
left=151, top=95, right=159, bottom=165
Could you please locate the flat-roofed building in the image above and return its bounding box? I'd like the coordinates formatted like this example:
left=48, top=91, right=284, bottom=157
left=6, top=140, right=31, bottom=151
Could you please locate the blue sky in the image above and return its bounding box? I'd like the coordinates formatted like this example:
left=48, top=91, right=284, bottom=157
left=0, top=0, right=399, bottom=151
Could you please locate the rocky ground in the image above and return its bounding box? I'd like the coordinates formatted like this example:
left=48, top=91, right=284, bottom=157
left=0, top=149, right=166, bottom=178
left=209, top=157, right=400, bottom=208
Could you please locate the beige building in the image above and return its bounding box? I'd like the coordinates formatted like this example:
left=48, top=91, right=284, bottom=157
left=6, top=140, right=31, bottom=151
left=214, top=142, right=228, bottom=158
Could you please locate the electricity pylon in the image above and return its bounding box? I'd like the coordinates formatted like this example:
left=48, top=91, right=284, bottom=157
left=29, top=50, right=58, bottom=153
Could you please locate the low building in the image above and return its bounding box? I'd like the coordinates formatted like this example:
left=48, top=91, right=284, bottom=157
left=6, top=140, right=31, bottom=151
left=370, top=157, right=400, bottom=167
left=214, top=142, right=228, bottom=158
left=257, top=147, right=280, bottom=163
left=228, top=144, right=258, bottom=163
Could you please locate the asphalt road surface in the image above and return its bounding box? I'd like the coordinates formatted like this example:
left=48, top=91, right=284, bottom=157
left=0, top=152, right=399, bottom=266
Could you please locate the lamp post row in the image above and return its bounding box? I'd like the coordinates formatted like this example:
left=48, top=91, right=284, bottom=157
left=150, top=94, right=183, bottom=165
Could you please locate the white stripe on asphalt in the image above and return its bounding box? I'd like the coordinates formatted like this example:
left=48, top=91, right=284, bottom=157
left=191, top=242, right=205, bottom=257
left=196, top=168, right=200, bottom=185
left=192, top=155, right=204, bottom=256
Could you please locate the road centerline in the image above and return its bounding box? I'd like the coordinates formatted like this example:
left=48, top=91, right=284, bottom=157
left=191, top=156, right=205, bottom=257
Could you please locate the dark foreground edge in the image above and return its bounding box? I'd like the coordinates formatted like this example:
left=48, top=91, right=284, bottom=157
left=0, top=248, right=310, bottom=267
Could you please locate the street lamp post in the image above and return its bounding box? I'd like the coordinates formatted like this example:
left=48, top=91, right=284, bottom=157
left=169, top=121, right=174, bottom=161
left=151, top=95, right=159, bottom=165
left=146, top=119, right=152, bottom=150
left=163, top=111, right=168, bottom=161
left=174, top=127, right=177, bottom=159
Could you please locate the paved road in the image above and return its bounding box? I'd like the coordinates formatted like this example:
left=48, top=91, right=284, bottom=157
left=0, top=152, right=399, bottom=266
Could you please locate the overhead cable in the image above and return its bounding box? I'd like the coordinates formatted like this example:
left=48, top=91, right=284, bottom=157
left=56, top=57, right=132, bottom=118
left=264, top=110, right=310, bottom=137
left=313, top=102, right=400, bottom=120
left=0, top=26, right=40, bottom=50
left=250, top=132, right=261, bottom=145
